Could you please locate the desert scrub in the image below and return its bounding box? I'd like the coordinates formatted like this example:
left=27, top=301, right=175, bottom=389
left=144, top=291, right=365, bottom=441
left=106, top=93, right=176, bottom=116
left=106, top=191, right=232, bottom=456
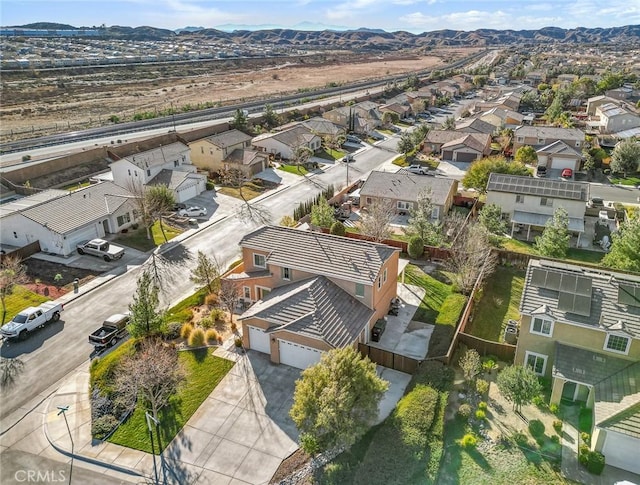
left=180, top=323, right=193, bottom=339
left=188, top=328, right=205, bottom=347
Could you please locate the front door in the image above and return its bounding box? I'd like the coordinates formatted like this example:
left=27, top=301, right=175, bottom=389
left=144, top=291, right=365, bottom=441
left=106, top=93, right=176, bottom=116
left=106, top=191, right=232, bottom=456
left=562, top=381, right=577, bottom=401
left=102, top=220, right=109, bottom=234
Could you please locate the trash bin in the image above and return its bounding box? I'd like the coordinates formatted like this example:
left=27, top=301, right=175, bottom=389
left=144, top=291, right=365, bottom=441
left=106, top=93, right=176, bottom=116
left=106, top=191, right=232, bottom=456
left=371, top=318, right=387, bottom=342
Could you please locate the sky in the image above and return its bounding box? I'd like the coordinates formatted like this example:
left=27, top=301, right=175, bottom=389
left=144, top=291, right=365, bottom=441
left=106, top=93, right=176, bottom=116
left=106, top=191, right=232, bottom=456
left=2, top=0, right=639, bottom=33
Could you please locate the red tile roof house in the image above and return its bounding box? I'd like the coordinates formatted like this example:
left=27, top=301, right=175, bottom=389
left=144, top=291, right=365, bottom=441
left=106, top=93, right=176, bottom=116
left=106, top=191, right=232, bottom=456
left=223, top=226, right=400, bottom=369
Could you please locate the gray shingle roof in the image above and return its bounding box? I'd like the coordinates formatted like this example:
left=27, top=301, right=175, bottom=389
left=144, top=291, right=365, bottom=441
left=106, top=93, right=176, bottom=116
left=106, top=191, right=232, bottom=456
left=514, top=125, right=585, bottom=141
left=487, top=173, right=589, bottom=201
left=205, top=129, right=252, bottom=148
left=0, top=189, right=68, bottom=219
left=553, top=343, right=632, bottom=386
left=594, top=363, right=640, bottom=437
left=441, top=133, right=489, bottom=152
left=239, top=225, right=398, bottom=285
left=123, top=142, right=189, bottom=169
left=359, top=171, right=456, bottom=207
left=239, top=276, right=373, bottom=348
left=520, top=259, right=640, bottom=336
left=20, top=182, right=133, bottom=235
left=536, top=140, right=582, bottom=157
left=425, top=130, right=464, bottom=145
left=148, top=169, right=190, bottom=190
left=224, top=148, right=267, bottom=166
left=253, top=125, right=318, bottom=148
left=455, top=118, right=496, bottom=134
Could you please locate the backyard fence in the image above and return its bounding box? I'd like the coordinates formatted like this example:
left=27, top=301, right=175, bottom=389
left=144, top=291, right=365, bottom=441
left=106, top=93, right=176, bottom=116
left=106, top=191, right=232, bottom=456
left=0, top=241, right=41, bottom=264
left=358, top=343, right=421, bottom=374
left=457, top=333, right=517, bottom=362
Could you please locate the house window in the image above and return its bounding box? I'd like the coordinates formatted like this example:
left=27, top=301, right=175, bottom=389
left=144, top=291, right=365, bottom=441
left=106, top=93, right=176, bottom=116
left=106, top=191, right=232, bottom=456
left=431, top=206, right=440, bottom=220
left=146, top=169, right=151, bottom=177
left=128, top=169, right=131, bottom=176
left=174, top=160, right=179, bottom=167
left=282, top=267, right=291, bottom=281
left=201, top=147, right=204, bottom=154
left=13, top=231, right=17, bottom=238
left=525, top=351, right=547, bottom=376
left=383, top=268, right=388, bottom=284
left=530, top=316, right=553, bottom=337
left=377, top=277, right=382, bottom=290
left=253, top=253, right=266, bottom=268
left=516, top=195, right=525, bottom=204
left=397, top=201, right=412, bottom=211
left=355, top=283, right=365, bottom=298
left=537, top=138, right=545, bottom=144
left=540, top=198, right=553, bottom=207
left=366, top=197, right=372, bottom=205
left=604, top=334, right=630, bottom=354
left=516, top=136, right=524, bottom=143
left=243, top=286, right=251, bottom=300
left=575, top=141, right=581, bottom=147
left=116, top=213, right=131, bottom=227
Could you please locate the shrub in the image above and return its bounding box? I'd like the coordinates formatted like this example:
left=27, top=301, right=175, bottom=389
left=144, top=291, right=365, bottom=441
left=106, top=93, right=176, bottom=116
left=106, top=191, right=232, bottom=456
left=458, top=433, right=478, bottom=448
left=407, top=235, right=424, bottom=259
left=481, top=359, right=497, bottom=374
left=532, top=394, right=546, bottom=408
left=206, top=179, right=216, bottom=191
left=478, top=401, right=487, bottom=411
left=475, top=409, right=486, bottom=420
left=412, top=360, right=454, bottom=392
left=92, top=414, right=119, bottom=440
left=234, top=337, right=243, bottom=347
left=553, top=420, right=562, bottom=434
left=180, top=323, right=194, bottom=340
left=205, top=329, right=220, bottom=344
left=395, top=385, right=439, bottom=449
left=476, top=379, right=489, bottom=395
left=458, top=403, right=472, bottom=419
left=188, top=327, right=206, bottom=347
left=330, top=221, right=346, bottom=236
left=581, top=432, right=591, bottom=446
left=551, top=435, right=560, bottom=444
left=162, top=321, right=182, bottom=339
left=528, top=419, right=545, bottom=438
left=579, top=444, right=590, bottom=465
left=231, top=322, right=238, bottom=333
left=586, top=451, right=605, bottom=475
left=204, top=293, right=219, bottom=306
left=513, top=431, right=529, bottom=447
left=549, top=403, right=559, bottom=415
left=210, top=307, right=226, bottom=322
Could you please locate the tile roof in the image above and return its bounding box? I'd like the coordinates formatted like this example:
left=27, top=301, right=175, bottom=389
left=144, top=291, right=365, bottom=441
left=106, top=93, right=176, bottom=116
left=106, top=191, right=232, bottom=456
left=441, top=133, right=489, bottom=153
left=553, top=343, right=632, bottom=387
left=224, top=148, right=267, bottom=166
left=520, top=259, right=640, bottom=336
left=239, top=276, right=373, bottom=348
left=239, top=225, right=398, bottom=285
left=204, top=129, right=252, bottom=148
left=19, top=182, right=134, bottom=235
left=148, top=169, right=191, bottom=190
left=487, top=173, right=589, bottom=201
left=455, top=118, right=496, bottom=134
left=536, top=140, right=582, bottom=157
left=302, top=117, right=343, bottom=136
left=0, top=189, right=68, bottom=219
left=594, top=363, right=640, bottom=437
left=253, top=125, right=319, bottom=148
left=514, top=125, right=585, bottom=141
left=425, top=130, right=465, bottom=145
left=360, top=171, right=457, bottom=207
left=122, top=142, right=189, bottom=169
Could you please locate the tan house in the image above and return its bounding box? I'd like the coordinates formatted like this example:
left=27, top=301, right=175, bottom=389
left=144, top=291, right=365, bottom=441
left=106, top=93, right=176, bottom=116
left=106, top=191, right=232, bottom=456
left=595, top=103, right=640, bottom=134
left=515, top=259, right=640, bottom=475
left=225, top=226, right=400, bottom=369
left=189, top=129, right=253, bottom=172
left=535, top=140, right=583, bottom=172
left=359, top=171, right=457, bottom=221
left=252, top=125, right=322, bottom=161
left=478, top=107, right=524, bottom=129
left=322, top=101, right=382, bottom=135
left=512, top=126, right=585, bottom=152
left=440, top=133, right=492, bottom=162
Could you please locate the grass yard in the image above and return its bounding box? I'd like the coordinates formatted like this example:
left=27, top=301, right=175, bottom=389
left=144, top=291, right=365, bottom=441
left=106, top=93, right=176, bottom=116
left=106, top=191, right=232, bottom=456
left=1, top=286, right=50, bottom=324
left=277, top=164, right=308, bottom=175
left=108, top=349, right=234, bottom=452
left=315, top=148, right=345, bottom=160
left=164, top=287, right=208, bottom=324
left=609, top=173, right=640, bottom=186
left=465, top=267, right=525, bottom=342
left=113, top=221, right=183, bottom=252
left=217, top=180, right=266, bottom=200
left=61, top=181, right=91, bottom=191
left=499, top=238, right=604, bottom=266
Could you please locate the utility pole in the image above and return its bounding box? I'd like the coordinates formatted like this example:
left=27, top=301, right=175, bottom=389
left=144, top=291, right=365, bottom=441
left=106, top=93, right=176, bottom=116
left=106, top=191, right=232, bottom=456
left=146, top=412, right=159, bottom=484
left=57, top=406, right=73, bottom=485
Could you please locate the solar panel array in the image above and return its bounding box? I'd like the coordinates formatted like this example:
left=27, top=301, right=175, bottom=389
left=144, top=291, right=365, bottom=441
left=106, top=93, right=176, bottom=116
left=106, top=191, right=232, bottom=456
left=530, top=267, right=593, bottom=316
left=618, top=283, right=640, bottom=308
left=487, top=174, right=586, bottom=201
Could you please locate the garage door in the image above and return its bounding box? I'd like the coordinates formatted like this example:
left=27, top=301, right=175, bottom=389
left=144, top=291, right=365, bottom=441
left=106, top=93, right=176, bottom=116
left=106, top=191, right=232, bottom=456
left=278, top=340, right=322, bottom=369
left=550, top=157, right=575, bottom=171
left=248, top=326, right=271, bottom=354
left=441, top=150, right=453, bottom=160
left=177, top=184, right=198, bottom=203
left=456, top=151, right=478, bottom=163
left=69, top=225, right=100, bottom=249
left=601, top=430, right=640, bottom=474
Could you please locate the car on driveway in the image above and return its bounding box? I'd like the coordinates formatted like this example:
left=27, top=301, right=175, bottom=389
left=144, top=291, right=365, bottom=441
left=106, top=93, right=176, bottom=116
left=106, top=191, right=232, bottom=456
left=561, top=168, right=573, bottom=179
left=179, top=206, right=207, bottom=217
left=587, top=197, right=604, bottom=208
left=406, top=164, right=430, bottom=175
left=77, top=239, right=125, bottom=262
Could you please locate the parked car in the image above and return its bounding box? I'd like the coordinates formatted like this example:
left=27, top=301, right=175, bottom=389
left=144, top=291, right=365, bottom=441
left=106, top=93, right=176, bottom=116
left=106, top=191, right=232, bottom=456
left=561, top=168, right=573, bottom=179
left=77, top=239, right=125, bottom=262
left=587, top=197, right=604, bottom=208
left=173, top=202, right=187, bottom=211
left=89, top=313, right=130, bottom=349
left=341, top=154, right=355, bottom=163
left=536, top=165, right=547, bottom=178
left=406, top=164, right=430, bottom=175
left=346, top=135, right=361, bottom=144
left=179, top=206, right=207, bottom=217
left=0, top=302, right=64, bottom=340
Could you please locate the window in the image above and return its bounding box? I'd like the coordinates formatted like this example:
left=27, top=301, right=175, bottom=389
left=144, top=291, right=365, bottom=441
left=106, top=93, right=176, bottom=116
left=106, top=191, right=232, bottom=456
left=575, top=141, right=581, bottom=147
left=516, top=194, right=525, bottom=204
left=13, top=231, right=17, bottom=238
left=282, top=267, right=291, bottom=281
left=243, top=286, right=251, bottom=299
left=128, top=169, right=131, bottom=176
left=355, top=283, right=365, bottom=298
left=253, top=253, right=266, bottom=268
left=537, top=138, right=545, bottom=144
left=530, top=316, right=553, bottom=336
left=383, top=268, right=388, bottom=284
left=201, top=146, right=204, bottom=154
left=174, top=160, right=179, bottom=167
left=525, top=351, right=547, bottom=376
left=366, top=197, right=372, bottom=205
left=604, top=334, right=630, bottom=354
left=146, top=169, right=151, bottom=177
left=397, top=201, right=412, bottom=211
left=116, top=212, right=131, bottom=227
left=516, top=136, right=524, bottom=143
left=377, top=277, right=382, bottom=290
left=431, top=206, right=440, bottom=220
left=540, top=198, right=553, bottom=207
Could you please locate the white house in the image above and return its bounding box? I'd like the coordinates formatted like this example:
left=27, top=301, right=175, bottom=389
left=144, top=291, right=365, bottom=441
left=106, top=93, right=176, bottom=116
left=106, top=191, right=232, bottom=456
left=251, top=125, right=322, bottom=160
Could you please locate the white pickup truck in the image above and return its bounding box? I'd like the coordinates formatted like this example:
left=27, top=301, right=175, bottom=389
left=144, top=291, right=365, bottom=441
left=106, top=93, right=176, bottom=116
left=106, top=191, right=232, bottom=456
left=0, top=302, right=64, bottom=340
left=77, top=239, right=125, bottom=262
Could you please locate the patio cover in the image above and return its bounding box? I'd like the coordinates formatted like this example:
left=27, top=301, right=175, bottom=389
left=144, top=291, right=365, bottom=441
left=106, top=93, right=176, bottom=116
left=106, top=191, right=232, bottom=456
left=512, top=210, right=585, bottom=233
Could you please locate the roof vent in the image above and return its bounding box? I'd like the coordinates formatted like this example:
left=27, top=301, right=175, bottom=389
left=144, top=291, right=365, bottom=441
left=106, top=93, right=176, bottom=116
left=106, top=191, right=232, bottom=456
left=593, top=355, right=606, bottom=363
left=572, top=367, right=585, bottom=375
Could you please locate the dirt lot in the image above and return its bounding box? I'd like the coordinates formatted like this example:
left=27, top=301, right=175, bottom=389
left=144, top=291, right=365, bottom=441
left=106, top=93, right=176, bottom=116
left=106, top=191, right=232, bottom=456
left=22, top=258, right=101, bottom=299
left=1, top=47, right=479, bottom=139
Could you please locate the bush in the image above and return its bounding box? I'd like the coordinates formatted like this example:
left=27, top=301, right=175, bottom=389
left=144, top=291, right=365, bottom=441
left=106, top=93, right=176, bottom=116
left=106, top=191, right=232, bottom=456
left=180, top=323, right=194, bottom=340
left=549, top=403, right=559, bottom=415
left=458, top=403, right=472, bottom=419
left=478, top=401, right=487, bottom=411
left=231, top=322, right=238, bottom=333
left=551, top=435, right=560, bottom=444
left=407, top=235, right=424, bottom=259
left=579, top=444, right=590, bottom=465
left=475, top=409, right=486, bottom=420
left=581, top=432, right=591, bottom=446
left=206, top=179, right=216, bottom=190
left=553, top=420, right=563, bottom=434
left=188, top=327, right=206, bottom=347
left=412, top=360, right=454, bottom=392
left=234, top=337, right=243, bottom=347
left=532, top=394, right=546, bottom=408
left=476, top=379, right=489, bottom=395
left=481, top=359, right=497, bottom=373
left=330, top=221, right=346, bottom=236
left=162, top=321, right=182, bottom=339
left=210, top=307, right=226, bottom=322
left=205, top=293, right=219, bottom=306
left=458, top=433, right=478, bottom=448
left=92, top=414, right=119, bottom=440
left=586, top=451, right=605, bottom=475
left=528, top=419, right=545, bottom=437
left=395, top=385, right=439, bottom=449
left=513, top=432, right=529, bottom=447
left=205, top=329, right=220, bottom=344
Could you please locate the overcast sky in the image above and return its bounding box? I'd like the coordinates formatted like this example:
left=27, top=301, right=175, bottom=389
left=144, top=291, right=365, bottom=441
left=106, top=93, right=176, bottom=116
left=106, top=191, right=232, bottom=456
left=2, top=0, right=639, bottom=33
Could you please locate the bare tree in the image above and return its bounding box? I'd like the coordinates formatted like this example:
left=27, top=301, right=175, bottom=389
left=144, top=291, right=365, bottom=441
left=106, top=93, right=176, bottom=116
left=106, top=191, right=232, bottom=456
left=116, top=338, right=185, bottom=421
left=459, top=349, right=481, bottom=389
left=219, top=279, right=240, bottom=323
left=190, top=251, right=221, bottom=293
left=446, top=222, right=496, bottom=294
left=359, top=198, right=395, bottom=242
left=146, top=184, right=176, bottom=243
left=0, top=255, right=28, bottom=324
left=126, top=180, right=154, bottom=240
left=220, top=167, right=272, bottom=225
left=0, top=357, right=25, bottom=389
left=291, top=145, right=314, bottom=172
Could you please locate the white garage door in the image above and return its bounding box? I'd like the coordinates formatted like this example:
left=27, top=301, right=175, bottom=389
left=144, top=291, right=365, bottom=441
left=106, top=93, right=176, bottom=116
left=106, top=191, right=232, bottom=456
left=177, top=184, right=198, bottom=203
left=550, top=157, right=575, bottom=171
left=601, top=430, right=640, bottom=474
left=278, top=340, right=322, bottom=369
left=69, top=225, right=100, bottom=249
left=248, top=326, right=271, bottom=354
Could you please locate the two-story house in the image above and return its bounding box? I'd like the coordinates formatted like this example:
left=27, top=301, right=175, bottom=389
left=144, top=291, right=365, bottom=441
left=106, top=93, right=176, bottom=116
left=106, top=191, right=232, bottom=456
left=512, top=126, right=585, bottom=153
left=594, top=103, right=640, bottom=134
left=225, top=225, right=399, bottom=369
left=110, top=142, right=206, bottom=203
left=251, top=125, right=322, bottom=161
left=322, top=102, right=382, bottom=135
left=486, top=173, right=589, bottom=244
left=515, top=259, right=640, bottom=475
left=535, top=140, right=583, bottom=173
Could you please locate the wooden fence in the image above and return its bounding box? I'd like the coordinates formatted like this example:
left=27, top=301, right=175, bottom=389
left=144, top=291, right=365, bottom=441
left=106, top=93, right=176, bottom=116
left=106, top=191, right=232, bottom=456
left=0, top=241, right=41, bottom=264
left=358, top=343, right=421, bottom=374
left=457, top=333, right=517, bottom=362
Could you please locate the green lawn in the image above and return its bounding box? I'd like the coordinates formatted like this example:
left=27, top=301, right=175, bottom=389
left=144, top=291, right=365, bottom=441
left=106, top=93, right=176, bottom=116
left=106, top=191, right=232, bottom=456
left=164, top=287, right=208, bottom=324
left=112, top=221, right=183, bottom=252
left=1, top=286, right=50, bottom=324
left=609, top=173, right=640, bottom=186
left=315, top=148, right=345, bottom=160
left=108, top=349, right=234, bottom=452
left=465, top=267, right=525, bottom=342
left=217, top=181, right=266, bottom=200
left=278, top=164, right=308, bottom=175
left=61, top=181, right=91, bottom=191
left=499, top=238, right=604, bottom=266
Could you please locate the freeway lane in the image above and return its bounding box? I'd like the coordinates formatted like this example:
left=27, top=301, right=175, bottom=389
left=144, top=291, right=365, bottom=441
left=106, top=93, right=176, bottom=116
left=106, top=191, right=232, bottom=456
left=0, top=143, right=397, bottom=430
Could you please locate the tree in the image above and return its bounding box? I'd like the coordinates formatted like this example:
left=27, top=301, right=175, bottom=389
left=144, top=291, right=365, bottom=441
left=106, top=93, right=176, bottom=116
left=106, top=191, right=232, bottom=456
left=146, top=184, right=176, bottom=243
left=382, top=111, right=399, bottom=126
left=411, top=124, right=429, bottom=147
left=407, top=235, right=424, bottom=259
left=478, top=203, right=507, bottom=235
left=231, top=109, right=248, bottom=132
left=330, top=221, right=346, bottom=236
left=442, top=116, right=455, bottom=130
left=0, top=256, right=28, bottom=324
left=218, top=279, right=240, bottom=323
left=535, top=207, right=570, bottom=258
left=447, top=222, right=497, bottom=294
left=610, top=139, right=640, bottom=177
left=0, top=357, right=25, bottom=390
left=397, top=132, right=414, bottom=155
left=359, top=198, right=394, bottom=242
left=190, top=251, right=221, bottom=293
left=602, top=213, right=640, bottom=273
left=262, top=103, right=279, bottom=129
left=220, top=167, right=271, bottom=224
left=583, top=151, right=596, bottom=176
left=459, top=349, right=481, bottom=387
left=279, top=215, right=297, bottom=227
left=310, top=196, right=335, bottom=228
left=128, top=269, right=163, bottom=338
left=292, top=145, right=314, bottom=172
left=462, top=156, right=530, bottom=193
left=514, top=145, right=538, bottom=165
left=496, top=365, right=542, bottom=413
left=406, top=188, right=437, bottom=242
left=116, top=338, right=185, bottom=422
left=289, top=346, right=388, bottom=454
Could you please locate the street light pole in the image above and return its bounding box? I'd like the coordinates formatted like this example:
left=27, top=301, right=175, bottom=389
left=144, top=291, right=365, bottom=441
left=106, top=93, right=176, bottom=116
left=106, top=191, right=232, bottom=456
left=57, top=406, right=73, bottom=485
left=146, top=412, right=159, bottom=485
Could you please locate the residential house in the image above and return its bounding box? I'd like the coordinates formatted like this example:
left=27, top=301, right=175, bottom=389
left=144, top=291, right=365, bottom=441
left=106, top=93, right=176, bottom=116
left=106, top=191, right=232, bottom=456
left=440, top=133, right=492, bottom=162
left=359, top=171, right=458, bottom=221
left=594, top=103, right=640, bottom=134
left=226, top=225, right=400, bottom=369
left=586, top=95, right=619, bottom=116
left=486, top=173, right=589, bottom=243
left=379, top=102, right=411, bottom=120
left=252, top=125, right=322, bottom=161
left=0, top=182, right=137, bottom=256
left=606, top=86, right=633, bottom=101
left=524, top=71, right=546, bottom=85
left=189, top=129, right=253, bottom=171
left=454, top=118, right=496, bottom=135
left=515, top=259, right=640, bottom=475
left=110, top=142, right=206, bottom=203
left=535, top=140, right=583, bottom=172
left=322, top=101, right=382, bottom=135
left=479, top=107, right=524, bottom=129
left=301, top=117, right=346, bottom=139
left=512, top=126, right=585, bottom=152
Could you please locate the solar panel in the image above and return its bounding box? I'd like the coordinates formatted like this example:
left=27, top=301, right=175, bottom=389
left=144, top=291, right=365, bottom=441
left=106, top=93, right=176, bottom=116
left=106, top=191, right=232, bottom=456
left=531, top=268, right=547, bottom=287
left=560, top=274, right=577, bottom=292
left=573, top=295, right=592, bottom=317
left=618, top=284, right=640, bottom=307
left=546, top=272, right=562, bottom=291
left=575, top=277, right=593, bottom=297
left=557, top=291, right=574, bottom=312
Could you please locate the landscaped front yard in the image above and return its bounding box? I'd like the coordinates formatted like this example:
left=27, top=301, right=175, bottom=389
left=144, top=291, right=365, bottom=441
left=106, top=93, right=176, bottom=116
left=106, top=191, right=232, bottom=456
left=278, top=164, right=309, bottom=175
left=113, top=220, right=183, bottom=252
left=1, top=285, right=50, bottom=324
